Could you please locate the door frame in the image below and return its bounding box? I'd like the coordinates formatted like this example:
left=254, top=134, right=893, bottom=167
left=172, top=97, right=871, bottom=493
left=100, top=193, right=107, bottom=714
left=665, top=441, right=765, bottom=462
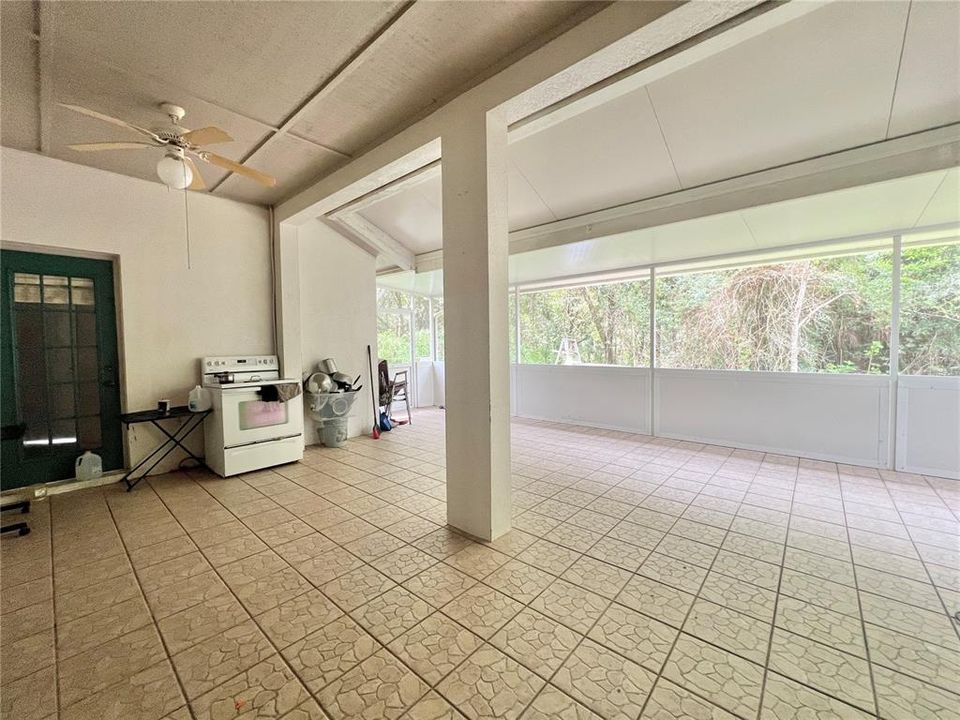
left=1, top=246, right=126, bottom=489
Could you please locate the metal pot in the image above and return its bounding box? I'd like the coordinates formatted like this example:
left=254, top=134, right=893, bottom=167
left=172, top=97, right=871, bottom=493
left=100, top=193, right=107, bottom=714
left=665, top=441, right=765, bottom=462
left=307, top=372, right=335, bottom=393
left=318, top=358, right=338, bottom=374
left=331, top=372, right=353, bottom=386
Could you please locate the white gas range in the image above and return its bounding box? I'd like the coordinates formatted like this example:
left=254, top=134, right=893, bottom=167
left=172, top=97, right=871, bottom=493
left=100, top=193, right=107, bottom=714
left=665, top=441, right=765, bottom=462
left=201, top=355, right=303, bottom=477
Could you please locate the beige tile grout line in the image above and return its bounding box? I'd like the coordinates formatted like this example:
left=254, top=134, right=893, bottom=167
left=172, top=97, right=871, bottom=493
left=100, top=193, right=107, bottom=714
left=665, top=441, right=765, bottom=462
left=101, top=489, right=201, bottom=720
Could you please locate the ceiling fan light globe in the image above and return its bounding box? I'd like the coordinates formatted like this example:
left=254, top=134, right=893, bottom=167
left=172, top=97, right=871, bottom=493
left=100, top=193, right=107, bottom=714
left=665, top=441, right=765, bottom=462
left=156, top=153, right=193, bottom=190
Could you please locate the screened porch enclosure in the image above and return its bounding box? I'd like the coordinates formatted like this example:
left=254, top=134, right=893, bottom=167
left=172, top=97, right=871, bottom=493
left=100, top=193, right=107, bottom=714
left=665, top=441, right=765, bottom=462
left=377, top=168, right=960, bottom=480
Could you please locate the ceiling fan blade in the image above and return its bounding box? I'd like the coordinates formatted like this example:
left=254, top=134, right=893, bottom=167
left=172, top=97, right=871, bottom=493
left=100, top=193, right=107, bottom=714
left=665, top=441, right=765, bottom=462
left=200, top=151, right=277, bottom=187
left=58, top=103, right=162, bottom=142
left=183, top=156, right=206, bottom=190
left=67, top=141, right=156, bottom=152
left=182, top=126, right=233, bottom=147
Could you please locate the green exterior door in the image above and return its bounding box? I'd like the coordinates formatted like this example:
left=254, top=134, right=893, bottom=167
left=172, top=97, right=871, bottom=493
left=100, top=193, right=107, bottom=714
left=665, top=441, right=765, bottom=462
left=1, top=250, right=122, bottom=489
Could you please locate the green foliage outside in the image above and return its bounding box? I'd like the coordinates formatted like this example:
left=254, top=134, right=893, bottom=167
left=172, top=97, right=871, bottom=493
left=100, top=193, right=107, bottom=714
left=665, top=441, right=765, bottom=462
left=377, top=243, right=959, bottom=376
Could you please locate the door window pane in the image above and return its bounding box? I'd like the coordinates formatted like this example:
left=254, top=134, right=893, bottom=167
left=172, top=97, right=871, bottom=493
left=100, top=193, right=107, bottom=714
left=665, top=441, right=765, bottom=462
left=44, top=311, right=72, bottom=347
left=899, top=239, right=960, bottom=376
left=78, top=382, right=101, bottom=416
left=71, top=277, right=96, bottom=306
left=75, top=312, right=97, bottom=346
left=42, top=276, right=70, bottom=304
left=77, top=347, right=99, bottom=381
left=46, top=348, right=74, bottom=383
left=49, top=384, right=76, bottom=419
left=77, top=416, right=101, bottom=449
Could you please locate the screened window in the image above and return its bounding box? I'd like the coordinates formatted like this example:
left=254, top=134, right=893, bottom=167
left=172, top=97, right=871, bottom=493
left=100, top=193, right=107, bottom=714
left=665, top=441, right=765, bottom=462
left=377, top=288, right=411, bottom=365
left=519, top=278, right=651, bottom=366
left=434, top=297, right=445, bottom=362
left=656, top=250, right=892, bottom=373
left=899, top=239, right=960, bottom=376
left=413, top=295, right=431, bottom=361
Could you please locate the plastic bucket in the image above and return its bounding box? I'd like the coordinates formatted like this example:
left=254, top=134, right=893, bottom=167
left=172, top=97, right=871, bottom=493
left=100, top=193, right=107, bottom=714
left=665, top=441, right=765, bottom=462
left=317, top=418, right=349, bottom=448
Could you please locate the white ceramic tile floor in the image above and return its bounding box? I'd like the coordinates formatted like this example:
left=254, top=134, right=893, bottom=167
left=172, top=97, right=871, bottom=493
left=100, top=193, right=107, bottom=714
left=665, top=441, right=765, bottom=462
left=1, top=408, right=958, bottom=719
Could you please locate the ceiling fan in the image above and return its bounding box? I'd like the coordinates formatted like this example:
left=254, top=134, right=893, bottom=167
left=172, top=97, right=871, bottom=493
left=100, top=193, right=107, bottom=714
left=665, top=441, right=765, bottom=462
left=59, top=102, right=277, bottom=191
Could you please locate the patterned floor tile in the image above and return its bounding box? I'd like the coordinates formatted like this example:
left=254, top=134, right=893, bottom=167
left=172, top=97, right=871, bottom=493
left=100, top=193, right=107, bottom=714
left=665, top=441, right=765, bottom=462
left=616, top=575, right=695, bottom=628
left=865, top=623, right=960, bottom=695
left=516, top=540, right=582, bottom=576
left=144, top=568, right=230, bottom=619
left=389, top=612, right=483, bottom=685
left=403, top=563, right=477, bottom=606
left=684, top=599, right=772, bottom=664
left=530, top=578, right=609, bottom=634
left=760, top=672, right=874, bottom=719
left=322, top=565, right=397, bottom=612
left=234, top=566, right=314, bottom=615
left=638, top=552, right=708, bottom=595
left=191, top=654, right=310, bottom=719
left=662, top=633, right=763, bottom=719
left=587, top=603, right=677, bottom=674
left=562, top=556, right=632, bottom=599
left=402, top=691, right=468, bottom=719
left=171, top=619, right=274, bottom=699
left=0, top=627, right=54, bottom=684
left=775, top=596, right=866, bottom=658
left=491, top=608, right=582, bottom=678
left=345, top=530, right=410, bottom=561
left=484, top=560, right=555, bottom=604
left=257, top=589, right=344, bottom=648
left=640, top=677, right=738, bottom=720
left=778, top=568, right=860, bottom=618
left=318, top=648, right=428, bottom=720
left=438, top=644, right=545, bottom=720
left=445, top=544, right=512, bottom=580
left=297, top=547, right=364, bottom=586
left=158, top=591, right=250, bottom=655
left=56, top=595, right=153, bottom=659
left=700, top=571, right=777, bottom=623
left=59, top=624, right=166, bottom=705
left=281, top=615, right=379, bottom=693
left=373, top=546, right=440, bottom=583
left=872, top=663, right=960, bottom=720
left=519, top=685, right=601, bottom=719
left=441, top=583, right=524, bottom=639
left=0, top=664, right=57, bottom=720
left=352, top=586, right=434, bottom=644
left=584, top=537, right=650, bottom=572
left=768, top=628, right=875, bottom=714
left=61, top=659, right=184, bottom=720
left=859, top=592, right=960, bottom=650
left=553, top=638, right=655, bottom=720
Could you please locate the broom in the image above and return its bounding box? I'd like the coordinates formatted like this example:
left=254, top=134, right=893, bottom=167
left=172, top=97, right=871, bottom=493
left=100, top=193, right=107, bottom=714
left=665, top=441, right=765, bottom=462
left=367, top=345, right=380, bottom=439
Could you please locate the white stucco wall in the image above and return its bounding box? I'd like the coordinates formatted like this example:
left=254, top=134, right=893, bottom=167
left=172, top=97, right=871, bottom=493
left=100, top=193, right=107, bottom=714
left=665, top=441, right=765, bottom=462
left=297, top=219, right=377, bottom=443
left=1, top=147, right=273, bottom=473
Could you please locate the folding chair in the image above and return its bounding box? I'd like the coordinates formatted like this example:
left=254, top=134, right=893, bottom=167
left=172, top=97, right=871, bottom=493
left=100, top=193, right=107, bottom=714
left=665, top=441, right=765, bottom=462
left=378, top=360, right=412, bottom=425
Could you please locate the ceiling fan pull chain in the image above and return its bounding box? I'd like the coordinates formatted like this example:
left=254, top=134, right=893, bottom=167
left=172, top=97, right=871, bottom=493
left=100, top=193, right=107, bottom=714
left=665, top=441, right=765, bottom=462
left=183, top=177, right=192, bottom=270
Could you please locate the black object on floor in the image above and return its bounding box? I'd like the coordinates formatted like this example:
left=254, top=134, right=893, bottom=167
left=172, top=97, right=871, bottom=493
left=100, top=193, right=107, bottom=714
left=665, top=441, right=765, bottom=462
left=120, top=406, right=211, bottom=491
left=1, top=500, right=31, bottom=537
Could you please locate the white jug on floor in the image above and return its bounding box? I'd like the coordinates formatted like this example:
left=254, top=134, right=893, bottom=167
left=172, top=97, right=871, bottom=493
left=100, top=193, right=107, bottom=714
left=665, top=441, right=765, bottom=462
left=75, top=451, right=102, bottom=481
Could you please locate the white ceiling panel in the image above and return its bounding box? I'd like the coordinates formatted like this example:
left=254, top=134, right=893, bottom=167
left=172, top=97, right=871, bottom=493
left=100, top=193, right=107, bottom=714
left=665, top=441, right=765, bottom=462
left=291, top=1, right=591, bottom=153
left=917, top=168, right=960, bottom=227
left=741, top=170, right=948, bottom=247
left=50, top=1, right=403, bottom=128
left=0, top=1, right=38, bottom=151
left=359, top=176, right=443, bottom=255
left=888, top=0, right=960, bottom=137
left=647, top=1, right=909, bottom=188
left=509, top=164, right=556, bottom=230
left=216, top=134, right=344, bottom=206
left=509, top=88, right=680, bottom=220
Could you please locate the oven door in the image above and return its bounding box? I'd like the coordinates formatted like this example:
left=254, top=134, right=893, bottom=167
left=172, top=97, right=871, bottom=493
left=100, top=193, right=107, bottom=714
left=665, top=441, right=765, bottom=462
left=219, top=386, right=303, bottom=448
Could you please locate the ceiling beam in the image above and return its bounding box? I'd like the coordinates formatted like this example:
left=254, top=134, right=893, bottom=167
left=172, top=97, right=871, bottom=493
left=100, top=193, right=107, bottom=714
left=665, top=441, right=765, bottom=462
left=209, top=1, right=417, bottom=195
left=330, top=212, right=415, bottom=271
left=374, top=123, right=960, bottom=274
left=277, top=1, right=761, bottom=223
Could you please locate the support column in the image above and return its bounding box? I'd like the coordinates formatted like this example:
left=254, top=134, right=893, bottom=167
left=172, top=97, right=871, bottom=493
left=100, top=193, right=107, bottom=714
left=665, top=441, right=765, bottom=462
left=441, top=110, right=511, bottom=541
